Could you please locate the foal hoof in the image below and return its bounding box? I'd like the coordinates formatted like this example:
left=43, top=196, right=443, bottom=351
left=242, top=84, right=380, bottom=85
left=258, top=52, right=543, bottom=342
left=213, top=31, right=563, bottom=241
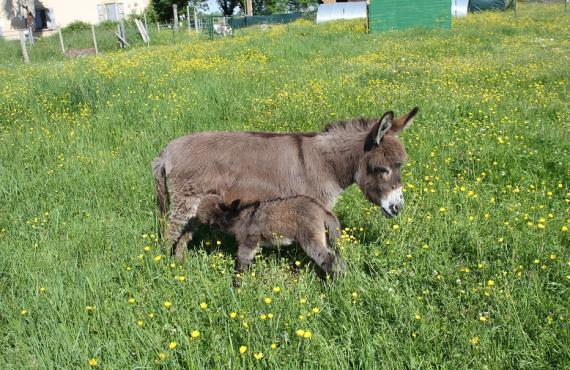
left=232, top=274, right=242, bottom=288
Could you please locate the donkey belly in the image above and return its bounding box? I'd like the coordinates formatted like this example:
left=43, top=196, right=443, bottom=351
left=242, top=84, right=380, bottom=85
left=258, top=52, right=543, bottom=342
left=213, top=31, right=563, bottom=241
left=260, top=237, right=295, bottom=248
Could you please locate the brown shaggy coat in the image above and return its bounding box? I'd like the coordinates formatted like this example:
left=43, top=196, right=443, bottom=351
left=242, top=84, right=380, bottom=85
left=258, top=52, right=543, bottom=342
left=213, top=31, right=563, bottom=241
left=153, top=108, right=418, bottom=260
left=194, top=194, right=345, bottom=277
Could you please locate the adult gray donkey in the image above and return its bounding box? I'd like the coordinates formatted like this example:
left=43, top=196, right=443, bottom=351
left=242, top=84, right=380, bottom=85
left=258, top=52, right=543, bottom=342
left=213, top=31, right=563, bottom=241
left=152, top=107, right=418, bottom=260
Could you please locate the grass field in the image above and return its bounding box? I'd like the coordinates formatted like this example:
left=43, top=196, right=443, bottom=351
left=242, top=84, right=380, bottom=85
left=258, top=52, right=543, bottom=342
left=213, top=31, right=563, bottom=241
left=1, top=4, right=569, bottom=369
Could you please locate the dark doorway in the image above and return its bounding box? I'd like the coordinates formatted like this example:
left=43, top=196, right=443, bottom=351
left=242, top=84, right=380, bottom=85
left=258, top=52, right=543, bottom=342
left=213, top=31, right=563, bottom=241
left=34, top=8, right=47, bottom=29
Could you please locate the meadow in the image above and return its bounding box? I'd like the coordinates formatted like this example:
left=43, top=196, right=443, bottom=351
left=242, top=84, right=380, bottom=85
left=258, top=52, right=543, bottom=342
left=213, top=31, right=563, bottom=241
left=0, top=4, right=569, bottom=369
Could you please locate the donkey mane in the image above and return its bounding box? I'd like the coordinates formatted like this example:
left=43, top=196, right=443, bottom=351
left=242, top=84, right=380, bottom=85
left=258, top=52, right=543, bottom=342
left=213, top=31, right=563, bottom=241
left=245, top=117, right=381, bottom=139
left=323, top=117, right=379, bottom=134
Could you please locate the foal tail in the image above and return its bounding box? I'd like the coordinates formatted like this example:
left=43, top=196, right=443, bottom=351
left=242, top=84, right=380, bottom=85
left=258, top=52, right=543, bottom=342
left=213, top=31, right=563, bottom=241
left=152, top=154, right=169, bottom=219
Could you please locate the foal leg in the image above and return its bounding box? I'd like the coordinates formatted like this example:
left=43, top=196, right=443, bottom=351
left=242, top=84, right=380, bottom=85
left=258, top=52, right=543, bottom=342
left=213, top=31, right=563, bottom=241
left=325, top=216, right=347, bottom=274
left=233, top=242, right=258, bottom=287
left=298, top=232, right=339, bottom=278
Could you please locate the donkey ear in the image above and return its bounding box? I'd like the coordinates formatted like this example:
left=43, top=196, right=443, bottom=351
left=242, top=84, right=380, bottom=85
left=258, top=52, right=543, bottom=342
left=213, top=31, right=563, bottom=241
left=391, top=107, right=418, bottom=133
left=372, top=111, right=394, bottom=145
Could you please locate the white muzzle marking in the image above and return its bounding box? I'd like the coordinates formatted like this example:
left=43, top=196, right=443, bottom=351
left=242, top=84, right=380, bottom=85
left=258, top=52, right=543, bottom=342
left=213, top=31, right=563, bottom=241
left=381, top=187, right=404, bottom=218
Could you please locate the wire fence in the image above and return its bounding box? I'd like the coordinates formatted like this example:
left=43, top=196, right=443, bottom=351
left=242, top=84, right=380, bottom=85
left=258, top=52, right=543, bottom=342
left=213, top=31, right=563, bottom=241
left=1, top=11, right=315, bottom=64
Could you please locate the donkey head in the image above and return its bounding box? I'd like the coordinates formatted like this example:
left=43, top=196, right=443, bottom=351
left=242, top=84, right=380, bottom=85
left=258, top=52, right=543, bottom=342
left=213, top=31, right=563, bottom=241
left=355, top=107, right=418, bottom=218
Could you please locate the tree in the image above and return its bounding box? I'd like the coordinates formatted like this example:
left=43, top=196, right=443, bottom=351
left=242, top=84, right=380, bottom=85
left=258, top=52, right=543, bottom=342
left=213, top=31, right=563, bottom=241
left=287, top=0, right=317, bottom=12
left=235, top=0, right=316, bottom=15
left=218, top=0, right=239, bottom=16
left=151, top=0, right=208, bottom=22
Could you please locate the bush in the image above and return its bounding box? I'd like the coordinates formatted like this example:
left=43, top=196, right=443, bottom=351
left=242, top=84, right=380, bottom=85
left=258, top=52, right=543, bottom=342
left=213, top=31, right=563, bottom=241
left=98, top=20, right=119, bottom=30
left=63, top=21, right=91, bottom=32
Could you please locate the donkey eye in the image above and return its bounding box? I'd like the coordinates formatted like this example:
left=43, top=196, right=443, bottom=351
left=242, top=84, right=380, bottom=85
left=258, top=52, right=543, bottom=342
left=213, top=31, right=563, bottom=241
left=378, top=167, right=390, bottom=175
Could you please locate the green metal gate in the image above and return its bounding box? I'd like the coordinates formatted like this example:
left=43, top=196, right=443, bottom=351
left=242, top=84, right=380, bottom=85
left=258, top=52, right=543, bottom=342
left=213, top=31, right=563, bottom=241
left=369, top=0, right=451, bottom=32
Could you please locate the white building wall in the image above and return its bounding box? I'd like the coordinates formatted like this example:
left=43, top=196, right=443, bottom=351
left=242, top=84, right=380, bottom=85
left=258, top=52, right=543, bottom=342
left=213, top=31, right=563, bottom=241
left=37, top=0, right=147, bottom=28
left=0, top=0, right=35, bottom=37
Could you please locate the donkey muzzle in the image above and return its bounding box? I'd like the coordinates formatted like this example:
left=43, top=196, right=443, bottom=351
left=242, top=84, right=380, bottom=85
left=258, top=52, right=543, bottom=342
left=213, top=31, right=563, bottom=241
left=381, top=187, right=404, bottom=218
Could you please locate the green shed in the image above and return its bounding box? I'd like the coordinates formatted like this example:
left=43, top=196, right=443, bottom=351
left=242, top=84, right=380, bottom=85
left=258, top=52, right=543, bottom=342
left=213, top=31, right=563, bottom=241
left=369, top=0, right=451, bottom=33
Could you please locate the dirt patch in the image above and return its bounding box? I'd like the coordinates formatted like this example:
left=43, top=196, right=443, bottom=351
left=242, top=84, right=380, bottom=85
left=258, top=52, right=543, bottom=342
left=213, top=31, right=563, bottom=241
left=65, top=48, right=96, bottom=57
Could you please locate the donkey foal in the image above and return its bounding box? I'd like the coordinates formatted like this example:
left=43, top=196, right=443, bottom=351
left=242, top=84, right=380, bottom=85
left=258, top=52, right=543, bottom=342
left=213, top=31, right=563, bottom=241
left=194, top=194, right=346, bottom=279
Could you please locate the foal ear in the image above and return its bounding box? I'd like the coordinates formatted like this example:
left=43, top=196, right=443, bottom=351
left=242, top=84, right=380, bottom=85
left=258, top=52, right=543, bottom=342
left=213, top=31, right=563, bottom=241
left=230, top=199, right=241, bottom=210
left=218, top=202, right=230, bottom=211
left=391, top=107, right=419, bottom=133
left=372, top=111, right=394, bottom=145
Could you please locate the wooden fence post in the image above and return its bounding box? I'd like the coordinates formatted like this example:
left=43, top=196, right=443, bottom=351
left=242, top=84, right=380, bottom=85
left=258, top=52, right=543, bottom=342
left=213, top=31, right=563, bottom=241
left=173, top=4, right=179, bottom=29
left=91, top=25, right=99, bottom=54
left=194, top=8, right=199, bottom=33
left=19, top=30, right=30, bottom=64
left=187, top=3, right=191, bottom=30
left=58, top=27, right=65, bottom=54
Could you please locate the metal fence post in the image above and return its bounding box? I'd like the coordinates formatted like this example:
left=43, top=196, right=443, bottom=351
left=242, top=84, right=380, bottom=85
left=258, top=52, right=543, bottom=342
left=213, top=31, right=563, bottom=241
left=194, top=8, right=199, bottom=33
left=144, top=13, right=148, bottom=34
left=91, top=25, right=99, bottom=54
left=58, top=27, right=65, bottom=54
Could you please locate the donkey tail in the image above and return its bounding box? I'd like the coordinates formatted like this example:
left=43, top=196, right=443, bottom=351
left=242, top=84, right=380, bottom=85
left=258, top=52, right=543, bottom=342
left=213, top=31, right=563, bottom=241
left=152, top=154, right=169, bottom=218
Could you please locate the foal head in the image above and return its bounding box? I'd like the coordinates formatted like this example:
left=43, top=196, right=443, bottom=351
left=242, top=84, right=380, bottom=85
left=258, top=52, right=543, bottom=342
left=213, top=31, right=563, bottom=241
left=196, top=195, right=241, bottom=228
left=355, top=107, right=418, bottom=218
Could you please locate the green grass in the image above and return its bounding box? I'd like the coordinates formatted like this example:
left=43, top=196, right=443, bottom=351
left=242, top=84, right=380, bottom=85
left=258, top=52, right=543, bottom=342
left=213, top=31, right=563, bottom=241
left=1, top=4, right=569, bottom=369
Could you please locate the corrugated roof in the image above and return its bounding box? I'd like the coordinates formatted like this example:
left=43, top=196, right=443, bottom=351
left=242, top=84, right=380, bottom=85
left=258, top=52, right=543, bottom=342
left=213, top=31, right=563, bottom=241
left=316, top=2, right=368, bottom=24
left=452, top=0, right=469, bottom=17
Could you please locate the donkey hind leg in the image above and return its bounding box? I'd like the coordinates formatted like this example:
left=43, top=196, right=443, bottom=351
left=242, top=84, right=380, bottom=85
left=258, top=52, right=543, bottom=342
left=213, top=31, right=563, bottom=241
left=168, top=195, right=201, bottom=261
left=298, top=233, right=340, bottom=278
left=233, top=243, right=258, bottom=287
